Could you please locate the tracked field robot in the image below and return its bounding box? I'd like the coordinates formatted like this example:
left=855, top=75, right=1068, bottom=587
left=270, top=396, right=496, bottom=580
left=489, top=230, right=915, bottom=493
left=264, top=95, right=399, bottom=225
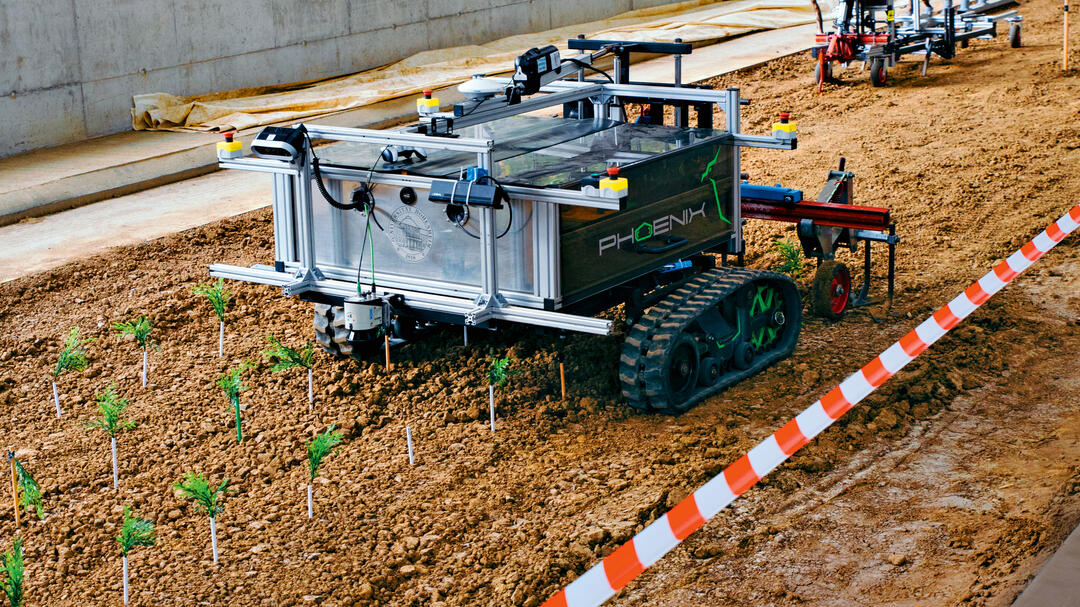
left=211, top=40, right=896, bottom=413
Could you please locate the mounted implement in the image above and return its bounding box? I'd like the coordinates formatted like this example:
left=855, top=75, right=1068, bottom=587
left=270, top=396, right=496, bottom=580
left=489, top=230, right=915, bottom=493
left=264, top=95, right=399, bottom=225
left=741, top=159, right=899, bottom=319
left=812, top=0, right=1022, bottom=90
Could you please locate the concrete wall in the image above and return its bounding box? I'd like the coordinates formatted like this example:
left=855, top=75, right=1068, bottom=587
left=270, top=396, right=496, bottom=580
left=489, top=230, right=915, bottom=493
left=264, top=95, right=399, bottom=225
left=0, top=0, right=678, bottom=158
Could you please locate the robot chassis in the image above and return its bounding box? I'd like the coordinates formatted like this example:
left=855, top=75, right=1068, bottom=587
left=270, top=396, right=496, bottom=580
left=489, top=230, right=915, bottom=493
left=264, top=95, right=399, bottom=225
left=210, top=40, right=897, bottom=413
left=812, top=0, right=1023, bottom=89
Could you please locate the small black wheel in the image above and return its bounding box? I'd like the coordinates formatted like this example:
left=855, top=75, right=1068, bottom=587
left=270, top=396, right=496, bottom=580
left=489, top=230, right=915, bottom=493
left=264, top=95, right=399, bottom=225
left=870, top=58, right=887, bottom=87
left=960, top=39, right=969, bottom=49
left=664, top=334, right=700, bottom=409
left=1009, top=22, right=1021, bottom=48
left=812, top=261, right=851, bottom=320
left=732, top=342, right=754, bottom=370
left=698, top=357, right=721, bottom=386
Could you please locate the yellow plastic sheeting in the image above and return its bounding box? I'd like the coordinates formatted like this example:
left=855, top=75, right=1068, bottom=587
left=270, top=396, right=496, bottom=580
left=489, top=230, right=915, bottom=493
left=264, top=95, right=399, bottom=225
left=132, top=0, right=821, bottom=132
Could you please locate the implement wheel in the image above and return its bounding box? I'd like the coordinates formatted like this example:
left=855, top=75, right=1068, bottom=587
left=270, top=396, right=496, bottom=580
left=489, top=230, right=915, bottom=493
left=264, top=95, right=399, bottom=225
left=870, top=58, right=887, bottom=87
left=813, top=60, right=834, bottom=87
left=812, top=261, right=851, bottom=320
left=1009, top=22, right=1022, bottom=48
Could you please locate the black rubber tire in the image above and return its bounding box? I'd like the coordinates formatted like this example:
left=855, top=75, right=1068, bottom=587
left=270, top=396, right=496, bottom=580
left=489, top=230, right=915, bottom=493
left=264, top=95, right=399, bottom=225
left=313, top=303, right=353, bottom=357
left=811, top=261, right=851, bottom=320
left=732, top=342, right=754, bottom=370
left=1009, top=23, right=1021, bottom=48
left=870, top=58, right=887, bottom=87
left=698, top=357, right=721, bottom=387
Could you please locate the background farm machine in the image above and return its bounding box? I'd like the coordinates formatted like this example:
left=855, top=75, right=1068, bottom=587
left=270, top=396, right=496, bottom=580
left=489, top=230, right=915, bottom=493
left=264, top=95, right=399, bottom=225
left=811, top=0, right=1023, bottom=89
left=210, top=40, right=898, bottom=413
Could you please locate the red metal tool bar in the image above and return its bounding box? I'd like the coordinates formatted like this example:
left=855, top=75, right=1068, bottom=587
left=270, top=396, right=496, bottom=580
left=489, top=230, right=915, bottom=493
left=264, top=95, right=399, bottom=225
left=815, top=33, right=891, bottom=44
left=741, top=197, right=892, bottom=232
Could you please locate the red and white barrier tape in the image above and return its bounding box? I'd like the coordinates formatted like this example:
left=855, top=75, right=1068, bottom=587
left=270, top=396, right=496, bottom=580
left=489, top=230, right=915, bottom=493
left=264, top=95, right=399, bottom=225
left=542, top=204, right=1080, bottom=607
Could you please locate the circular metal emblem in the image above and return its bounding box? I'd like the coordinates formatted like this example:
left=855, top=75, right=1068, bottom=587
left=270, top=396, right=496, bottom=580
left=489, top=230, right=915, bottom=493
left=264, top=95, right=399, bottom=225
left=386, top=206, right=434, bottom=263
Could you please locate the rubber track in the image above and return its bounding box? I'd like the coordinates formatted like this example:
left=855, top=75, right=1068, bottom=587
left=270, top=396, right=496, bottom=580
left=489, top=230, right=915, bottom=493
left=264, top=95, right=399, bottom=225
left=313, top=304, right=353, bottom=357
left=619, top=267, right=799, bottom=413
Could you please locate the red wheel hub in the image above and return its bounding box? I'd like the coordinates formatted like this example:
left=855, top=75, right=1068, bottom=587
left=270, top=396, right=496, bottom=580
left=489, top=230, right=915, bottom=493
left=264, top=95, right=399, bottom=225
left=830, top=265, right=851, bottom=314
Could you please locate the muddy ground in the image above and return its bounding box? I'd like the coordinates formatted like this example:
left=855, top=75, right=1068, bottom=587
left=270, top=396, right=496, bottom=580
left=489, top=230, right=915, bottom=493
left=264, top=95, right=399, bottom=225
left=1, top=0, right=1079, bottom=604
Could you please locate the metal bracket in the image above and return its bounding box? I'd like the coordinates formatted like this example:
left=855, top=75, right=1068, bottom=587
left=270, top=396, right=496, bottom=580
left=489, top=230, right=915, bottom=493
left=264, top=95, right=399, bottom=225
left=473, top=292, right=508, bottom=310
left=281, top=266, right=325, bottom=297
left=728, top=133, right=798, bottom=150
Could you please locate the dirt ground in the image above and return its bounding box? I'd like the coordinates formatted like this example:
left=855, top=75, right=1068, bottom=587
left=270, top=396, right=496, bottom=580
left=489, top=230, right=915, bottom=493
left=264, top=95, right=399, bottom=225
left=1, top=0, right=1079, bottom=604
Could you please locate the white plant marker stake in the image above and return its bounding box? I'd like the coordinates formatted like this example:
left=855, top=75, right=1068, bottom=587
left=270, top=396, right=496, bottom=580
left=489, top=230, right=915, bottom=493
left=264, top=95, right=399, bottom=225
left=122, top=555, right=129, bottom=605
left=406, top=426, right=415, bottom=465
left=210, top=516, right=219, bottom=564
left=307, top=367, right=314, bottom=410
left=141, top=350, right=148, bottom=387
left=52, top=381, right=62, bottom=418
left=307, top=484, right=313, bottom=519
left=489, top=384, right=496, bottom=432
left=111, top=437, right=119, bottom=490
left=218, top=321, right=224, bottom=358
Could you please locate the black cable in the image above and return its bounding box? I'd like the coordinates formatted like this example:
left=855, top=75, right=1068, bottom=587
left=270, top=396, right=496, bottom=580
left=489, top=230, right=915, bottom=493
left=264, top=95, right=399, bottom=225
left=458, top=96, right=489, bottom=118
left=458, top=175, right=513, bottom=239
left=356, top=213, right=370, bottom=290
left=560, top=58, right=614, bottom=83
left=306, top=127, right=388, bottom=228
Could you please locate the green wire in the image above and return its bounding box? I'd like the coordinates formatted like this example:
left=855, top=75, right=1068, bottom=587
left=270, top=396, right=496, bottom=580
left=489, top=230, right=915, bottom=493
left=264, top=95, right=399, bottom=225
left=367, top=212, right=375, bottom=293
left=357, top=210, right=376, bottom=294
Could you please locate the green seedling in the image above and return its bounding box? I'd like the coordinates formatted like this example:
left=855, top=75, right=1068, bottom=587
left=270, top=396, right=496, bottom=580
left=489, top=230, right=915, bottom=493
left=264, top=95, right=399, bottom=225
left=263, top=335, right=316, bottom=410
left=12, top=458, right=42, bottom=520
left=487, top=355, right=516, bottom=388
left=113, top=316, right=159, bottom=387
left=486, top=354, right=517, bottom=432
left=0, top=537, right=23, bottom=607
left=305, top=426, right=344, bottom=519
left=117, top=506, right=155, bottom=606
left=52, top=327, right=93, bottom=418
left=216, top=362, right=253, bottom=443
left=193, top=278, right=231, bottom=357
left=174, top=472, right=231, bottom=564
left=771, top=239, right=806, bottom=279
left=84, top=383, right=136, bottom=490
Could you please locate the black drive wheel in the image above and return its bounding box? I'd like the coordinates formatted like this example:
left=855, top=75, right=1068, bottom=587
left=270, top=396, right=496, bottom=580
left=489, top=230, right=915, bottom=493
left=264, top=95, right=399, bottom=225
left=663, top=334, right=700, bottom=411
left=1009, top=22, right=1021, bottom=48
left=313, top=303, right=353, bottom=357
left=870, top=58, right=887, bottom=87
left=811, top=261, right=851, bottom=320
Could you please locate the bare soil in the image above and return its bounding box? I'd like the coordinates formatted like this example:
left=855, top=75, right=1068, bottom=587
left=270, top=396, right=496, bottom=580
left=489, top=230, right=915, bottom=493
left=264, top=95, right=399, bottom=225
left=1, top=0, right=1079, bottom=605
